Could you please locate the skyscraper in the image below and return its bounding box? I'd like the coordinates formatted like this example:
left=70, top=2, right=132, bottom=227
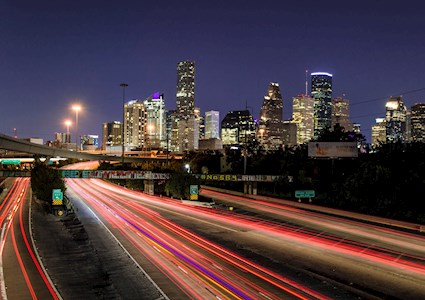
left=205, top=110, right=220, bottom=139
left=124, top=99, right=146, bottom=148
left=102, top=121, right=122, bottom=149
left=144, top=92, right=166, bottom=149
left=176, top=61, right=195, bottom=119
left=175, top=60, right=197, bottom=152
left=371, top=118, right=386, bottom=147
left=331, top=96, right=352, bottom=131
left=311, top=72, right=333, bottom=138
left=385, top=96, right=407, bottom=143
left=221, top=110, right=256, bottom=146
left=258, top=82, right=283, bottom=150
left=410, top=103, right=425, bottom=142
left=292, top=94, right=314, bottom=144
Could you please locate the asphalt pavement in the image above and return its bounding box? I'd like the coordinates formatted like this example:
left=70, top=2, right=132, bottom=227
left=31, top=195, right=165, bottom=300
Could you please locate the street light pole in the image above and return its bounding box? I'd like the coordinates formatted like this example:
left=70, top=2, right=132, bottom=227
left=72, top=105, right=81, bottom=152
left=64, top=120, right=72, bottom=143
left=120, top=83, right=128, bottom=168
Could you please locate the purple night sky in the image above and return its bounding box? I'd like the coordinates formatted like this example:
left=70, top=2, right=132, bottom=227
left=1, top=1, right=424, bottom=143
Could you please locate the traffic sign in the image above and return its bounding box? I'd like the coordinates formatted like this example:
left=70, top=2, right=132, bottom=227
left=189, top=185, right=199, bottom=200
left=190, top=185, right=199, bottom=195
left=1, top=159, right=21, bottom=165
left=295, top=190, right=315, bottom=198
left=52, top=189, right=63, bottom=205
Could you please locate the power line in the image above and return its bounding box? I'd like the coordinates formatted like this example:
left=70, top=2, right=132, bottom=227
left=351, top=87, right=425, bottom=106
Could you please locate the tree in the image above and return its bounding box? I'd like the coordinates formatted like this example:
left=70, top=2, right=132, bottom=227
left=164, top=173, right=199, bottom=199
left=31, top=163, right=66, bottom=206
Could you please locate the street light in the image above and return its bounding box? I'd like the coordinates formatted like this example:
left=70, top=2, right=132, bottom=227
left=72, top=105, right=81, bottom=152
left=64, top=120, right=72, bottom=143
left=185, top=163, right=190, bottom=173
left=120, top=83, right=128, bottom=168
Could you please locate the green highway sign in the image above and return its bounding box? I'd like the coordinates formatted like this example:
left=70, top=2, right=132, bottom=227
left=52, top=189, right=63, bottom=200
left=190, top=185, right=199, bottom=195
left=295, top=190, right=315, bottom=198
left=189, top=185, right=199, bottom=200
left=1, top=159, right=21, bottom=165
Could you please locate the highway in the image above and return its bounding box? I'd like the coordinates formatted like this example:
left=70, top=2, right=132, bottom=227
left=0, top=178, right=58, bottom=299
left=62, top=162, right=425, bottom=298
left=67, top=178, right=327, bottom=299
left=200, top=188, right=425, bottom=299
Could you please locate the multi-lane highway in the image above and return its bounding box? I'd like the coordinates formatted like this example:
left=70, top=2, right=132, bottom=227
left=3, top=159, right=422, bottom=299
left=67, top=178, right=328, bottom=299
left=200, top=187, right=425, bottom=299
left=64, top=171, right=425, bottom=299
left=0, top=178, right=58, bottom=299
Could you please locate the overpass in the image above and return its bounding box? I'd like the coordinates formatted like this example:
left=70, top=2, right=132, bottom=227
left=0, top=133, right=172, bottom=163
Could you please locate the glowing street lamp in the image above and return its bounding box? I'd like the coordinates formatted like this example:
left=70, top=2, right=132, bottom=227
left=72, top=105, right=81, bottom=152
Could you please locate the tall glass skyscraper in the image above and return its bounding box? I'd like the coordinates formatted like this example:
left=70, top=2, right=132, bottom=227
left=311, top=72, right=333, bottom=138
left=176, top=61, right=195, bottom=120
left=385, top=96, right=407, bottom=143
left=258, top=82, right=283, bottom=149
left=205, top=110, right=220, bottom=139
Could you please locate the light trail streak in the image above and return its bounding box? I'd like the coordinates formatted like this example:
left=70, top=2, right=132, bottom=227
left=68, top=178, right=327, bottom=300
left=0, top=178, right=59, bottom=300
left=201, top=189, right=425, bottom=253
left=86, top=179, right=425, bottom=276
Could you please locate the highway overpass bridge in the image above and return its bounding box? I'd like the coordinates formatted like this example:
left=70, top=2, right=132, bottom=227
left=0, top=133, right=173, bottom=163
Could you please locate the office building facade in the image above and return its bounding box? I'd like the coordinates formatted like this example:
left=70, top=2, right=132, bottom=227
left=205, top=110, right=220, bottom=139
left=311, top=72, right=333, bottom=138
left=221, top=110, right=256, bottom=146
left=258, top=82, right=284, bottom=150
left=292, top=94, right=314, bottom=144
left=410, top=103, right=425, bottom=142
left=144, top=92, right=166, bottom=149
left=102, top=121, right=122, bottom=149
left=385, top=96, right=407, bottom=143
left=331, top=97, right=352, bottom=131
left=371, top=118, right=386, bottom=147
left=176, top=61, right=195, bottom=119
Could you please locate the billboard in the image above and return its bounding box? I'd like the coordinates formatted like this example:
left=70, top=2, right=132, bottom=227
left=308, top=142, right=358, bottom=158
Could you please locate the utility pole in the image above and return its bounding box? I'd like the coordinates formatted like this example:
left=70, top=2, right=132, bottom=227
left=120, top=83, right=128, bottom=168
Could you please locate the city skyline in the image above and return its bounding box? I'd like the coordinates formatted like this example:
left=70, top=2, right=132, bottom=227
left=1, top=1, right=425, bottom=143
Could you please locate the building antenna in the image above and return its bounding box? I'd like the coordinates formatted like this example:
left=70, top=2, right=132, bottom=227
left=305, top=69, right=308, bottom=96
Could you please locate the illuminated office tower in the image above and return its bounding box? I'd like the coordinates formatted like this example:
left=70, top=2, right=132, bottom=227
left=124, top=99, right=147, bottom=148
left=221, top=110, right=256, bottom=146
left=331, top=97, right=352, bottom=131
left=292, top=94, right=314, bottom=144
left=102, top=121, right=122, bottom=149
left=144, top=92, right=166, bottom=149
left=311, top=72, right=333, bottom=138
left=410, top=103, right=425, bottom=142
left=371, top=118, right=386, bottom=147
left=385, top=96, right=407, bottom=143
left=174, top=60, right=197, bottom=151
left=176, top=61, right=195, bottom=119
left=258, top=82, right=283, bottom=150
left=205, top=110, right=220, bottom=139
